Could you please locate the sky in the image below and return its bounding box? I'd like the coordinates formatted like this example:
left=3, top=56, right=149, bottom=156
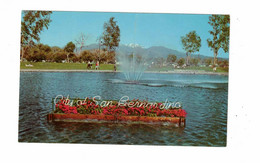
left=38, top=11, right=229, bottom=58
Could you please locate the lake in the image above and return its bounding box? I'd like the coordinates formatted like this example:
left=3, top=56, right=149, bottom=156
left=19, top=72, right=228, bottom=146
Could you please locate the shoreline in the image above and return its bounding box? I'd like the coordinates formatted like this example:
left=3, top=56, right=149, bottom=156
left=20, top=69, right=228, bottom=76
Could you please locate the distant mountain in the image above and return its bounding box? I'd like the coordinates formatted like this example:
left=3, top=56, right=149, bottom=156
left=117, top=44, right=147, bottom=56
left=76, top=43, right=228, bottom=60
left=125, top=43, right=144, bottom=48
left=145, top=46, right=185, bottom=59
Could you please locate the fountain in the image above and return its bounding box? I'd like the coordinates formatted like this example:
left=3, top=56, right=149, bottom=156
left=117, top=51, right=149, bottom=83
left=112, top=50, right=169, bottom=87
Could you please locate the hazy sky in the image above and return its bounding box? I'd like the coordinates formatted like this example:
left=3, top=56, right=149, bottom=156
left=38, top=11, right=229, bottom=58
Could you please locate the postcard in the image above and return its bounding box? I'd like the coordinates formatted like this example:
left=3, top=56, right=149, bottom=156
left=19, top=11, right=229, bottom=146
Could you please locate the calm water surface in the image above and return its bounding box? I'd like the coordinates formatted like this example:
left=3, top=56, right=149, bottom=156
left=19, top=72, right=228, bottom=146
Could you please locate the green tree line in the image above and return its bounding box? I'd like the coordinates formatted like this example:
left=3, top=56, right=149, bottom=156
left=23, top=42, right=116, bottom=63
left=158, top=54, right=228, bottom=68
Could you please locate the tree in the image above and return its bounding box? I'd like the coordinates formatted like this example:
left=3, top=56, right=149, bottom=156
left=178, top=58, right=185, bottom=66
left=190, top=58, right=199, bottom=66
left=21, top=11, right=52, bottom=60
left=155, top=57, right=165, bottom=67
left=80, top=50, right=94, bottom=62
left=167, top=54, right=177, bottom=64
left=75, top=33, right=88, bottom=55
left=207, top=15, right=230, bottom=65
left=25, top=44, right=51, bottom=62
left=204, top=58, right=213, bottom=66
left=46, top=46, right=63, bottom=62
left=181, top=31, right=201, bottom=66
left=101, top=17, right=120, bottom=62
left=105, top=51, right=116, bottom=64
left=71, top=55, right=80, bottom=63
left=218, top=60, right=229, bottom=68
left=64, top=41, right=76, bottom=62
left=46, top=52, right=55, bottom=62
left=51, top=46, right=63, bottom=53
left=54, top=52, right=67, bottom=63
left=26, top=47, right=44, bottom=62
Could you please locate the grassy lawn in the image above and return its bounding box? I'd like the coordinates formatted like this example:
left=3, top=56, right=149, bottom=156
left=147, top=65, right=228, bottom=73
left=181, top=66, right=229, bottom=73
left=20, top=62, right=228, bottom=73
left=20, top=62, right=114, bottom=70
left=147, top=66, right=175, bottom=72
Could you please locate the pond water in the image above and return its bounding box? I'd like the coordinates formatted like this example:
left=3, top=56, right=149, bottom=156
left=19, top=72, right=228, bottom=146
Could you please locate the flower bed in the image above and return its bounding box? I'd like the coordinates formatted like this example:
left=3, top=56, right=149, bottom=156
left=48, top=98, right=187, bottom=127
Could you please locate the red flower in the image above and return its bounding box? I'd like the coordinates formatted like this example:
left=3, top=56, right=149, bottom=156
left=54, top=98, right=187, bottom=118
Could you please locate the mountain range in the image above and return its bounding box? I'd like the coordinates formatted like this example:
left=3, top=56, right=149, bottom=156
left=76, top=43, right=228, bottom=60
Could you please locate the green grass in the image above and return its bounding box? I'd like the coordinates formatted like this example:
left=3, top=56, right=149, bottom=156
left=147, top=66, right=174, bottom=71
left=182, top=66, right=229, bottom=73
left=184, top=66, right=228, bottom=72
left=20, top=62, right=228, bottom=73
left=20, top=62, right=114, bottom=70
left=147, top=65, right=228, bottom=73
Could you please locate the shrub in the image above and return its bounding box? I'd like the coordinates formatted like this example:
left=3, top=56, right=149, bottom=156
left=178, top=58, right=185, bottom=66
left=26, top=47, right=46, bottom=62
left=167, top=54, right=177, bottom=63
left=24, top=44, right=53, bottom=62
left=80, top=50, right=94, bottom=62
left=204, top=58, right=212, bottom=66
left=190, top=58, right=199, bottom=66
left=54, top=51, right=67, bottom=63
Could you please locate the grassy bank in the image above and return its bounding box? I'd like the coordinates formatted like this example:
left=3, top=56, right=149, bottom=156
left=20, top=62, right=114, bottom=70
left=147, top=65, right=228, bottom=73
left=20, top=62, right=228, bottom=73
left=180, top=66, right=228, bottom=73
